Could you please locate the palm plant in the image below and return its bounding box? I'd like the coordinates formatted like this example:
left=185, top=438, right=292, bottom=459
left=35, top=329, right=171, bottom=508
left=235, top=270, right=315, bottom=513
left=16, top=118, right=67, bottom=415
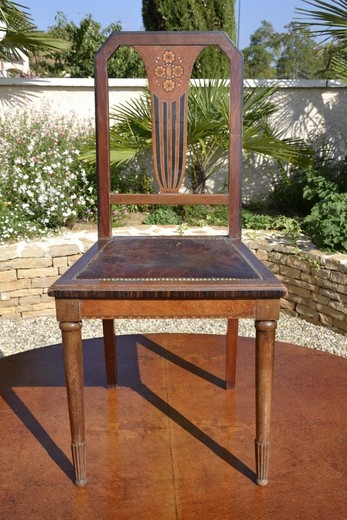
left=0, top=1, right=68, bottom=65
left=185, top=80, right=312, bottom=192
left=84, top=80, right=312, bottom=194
left=295, top=0, right=347, bottom=81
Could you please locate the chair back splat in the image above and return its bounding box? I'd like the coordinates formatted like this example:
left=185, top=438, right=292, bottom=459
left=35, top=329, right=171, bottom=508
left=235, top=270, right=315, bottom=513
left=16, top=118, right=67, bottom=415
left=48, top=31, right=287, bottom=489
left=94, top=31, right=243, bottom=240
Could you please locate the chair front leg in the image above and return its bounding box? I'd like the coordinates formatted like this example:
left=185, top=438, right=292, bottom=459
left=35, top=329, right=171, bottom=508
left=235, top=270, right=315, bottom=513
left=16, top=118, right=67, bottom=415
left=255, top=320, right=276, bottom=486
left=60, top=321, right=87, bottom=487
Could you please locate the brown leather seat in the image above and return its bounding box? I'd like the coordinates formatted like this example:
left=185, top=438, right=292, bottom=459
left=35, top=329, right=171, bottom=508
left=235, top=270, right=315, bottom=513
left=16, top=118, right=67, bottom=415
left=49, top=31, right=286, bottom=488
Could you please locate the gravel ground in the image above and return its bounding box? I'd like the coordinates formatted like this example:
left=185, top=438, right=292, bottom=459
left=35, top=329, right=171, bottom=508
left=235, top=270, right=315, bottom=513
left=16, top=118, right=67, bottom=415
left=0, top=314, right=346, bottom=358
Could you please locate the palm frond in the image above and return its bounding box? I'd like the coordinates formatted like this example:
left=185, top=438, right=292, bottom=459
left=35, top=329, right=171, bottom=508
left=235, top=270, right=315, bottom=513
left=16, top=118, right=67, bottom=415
left=0, top=1, right=33, bottom=28
left=295, top=0, right=347, bottom=43
left=188, top=79, right=229, bottom=145
left=109, top=147, right=141, bottom=165
left=331, top=54, right=347, bottom=81
left=0, top=1, right=69, bottom=60
left=243, top=85, right=278, bottom=123
left=81, top=138, right=142, bottom=166
left=243, top=118, right=312, bottom=168
left=1, top=31, right=69, bottom=59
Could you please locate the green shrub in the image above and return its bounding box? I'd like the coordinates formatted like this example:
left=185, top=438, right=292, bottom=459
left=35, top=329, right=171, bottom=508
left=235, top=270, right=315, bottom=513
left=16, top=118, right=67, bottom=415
left=142, top=204, right=302, bottom=243
left=0, top=108, right=97, bottom=242
left=242, top=210, right=273, bottom=230
left=242, top=210, right=302, bottom=241
left=270, top=153, right=347, bottom=252
left=303, top=193, right=347, bottom=253
left=143, top=205, right=228, bottom=227
left=271, top=215, right=302, bottom=240
left=271, top=169, right=315, bottom=216
left=143, top=206, right=183, bottom=225
left=303, top=165, right=347, bottom=201
left=183, top=205, right=228, bottom=226
left=272, top=155, right=347, bottom=218
left=301, top=165, right=347, bottom=253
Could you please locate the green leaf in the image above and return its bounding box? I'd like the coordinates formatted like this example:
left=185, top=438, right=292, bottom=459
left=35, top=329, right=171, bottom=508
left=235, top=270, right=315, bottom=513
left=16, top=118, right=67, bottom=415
left=0, top=1, right=69, bottom=61
left=295, top=0, right=347, bottom=44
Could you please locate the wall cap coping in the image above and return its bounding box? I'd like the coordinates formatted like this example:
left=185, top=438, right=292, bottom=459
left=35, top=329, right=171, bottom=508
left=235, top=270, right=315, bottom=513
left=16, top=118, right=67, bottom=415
left=0, top=78, right=346, bottom=89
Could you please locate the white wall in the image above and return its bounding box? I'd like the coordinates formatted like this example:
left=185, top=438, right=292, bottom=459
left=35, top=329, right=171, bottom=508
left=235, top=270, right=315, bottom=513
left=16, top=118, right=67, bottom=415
left=0, top=78, right=145, bottom=120
left=242, top=80, right=347, bottom=201
left=1, top=78, right=346, bottom=202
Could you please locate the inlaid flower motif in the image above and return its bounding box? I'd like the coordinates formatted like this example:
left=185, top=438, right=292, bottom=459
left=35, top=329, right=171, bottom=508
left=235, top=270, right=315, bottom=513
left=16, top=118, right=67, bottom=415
left=154, top=50, right=184, bottom=92
left=163, top=79, right=175, bottom=92
left=162, top=50, right=175, bottom=63
left=172, top=65, right=184, bottom=78
left=154, top=65, right=166, bottom=78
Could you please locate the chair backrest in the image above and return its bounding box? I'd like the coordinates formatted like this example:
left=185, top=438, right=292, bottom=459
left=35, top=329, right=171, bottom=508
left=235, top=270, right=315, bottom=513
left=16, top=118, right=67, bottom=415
left=94, top=32, right=243, bottom=240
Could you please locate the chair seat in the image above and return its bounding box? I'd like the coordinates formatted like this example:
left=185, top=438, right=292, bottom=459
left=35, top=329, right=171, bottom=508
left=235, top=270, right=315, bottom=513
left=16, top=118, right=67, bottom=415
left=48, top=236, right=286, bottom=300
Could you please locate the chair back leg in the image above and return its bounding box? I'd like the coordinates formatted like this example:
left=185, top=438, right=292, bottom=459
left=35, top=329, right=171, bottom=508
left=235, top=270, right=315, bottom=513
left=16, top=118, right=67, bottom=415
left=226, top=318, right=239, bottom=389
left=102, top=319, right=117, bottom=388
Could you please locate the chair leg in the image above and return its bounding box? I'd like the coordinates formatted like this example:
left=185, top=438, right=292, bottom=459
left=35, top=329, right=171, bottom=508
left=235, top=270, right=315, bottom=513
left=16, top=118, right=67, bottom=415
left=102, top=319, right=117, bottom=388
left=226, top=318, right=238, bottom=389
left=60, top=321, right=87, bottom=487
left=254, top=320, right=276, bottom=486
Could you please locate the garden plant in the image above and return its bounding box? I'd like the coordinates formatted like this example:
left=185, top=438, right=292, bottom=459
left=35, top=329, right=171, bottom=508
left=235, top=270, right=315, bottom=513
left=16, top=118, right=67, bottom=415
left=0, top=107, right=96, bottom=243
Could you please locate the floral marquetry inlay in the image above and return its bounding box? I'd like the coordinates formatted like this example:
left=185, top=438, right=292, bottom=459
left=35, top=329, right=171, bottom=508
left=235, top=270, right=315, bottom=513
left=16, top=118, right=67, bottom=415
left=133, top=43, right=205, bottom=192
left=154, top=50, right=184, bottom=92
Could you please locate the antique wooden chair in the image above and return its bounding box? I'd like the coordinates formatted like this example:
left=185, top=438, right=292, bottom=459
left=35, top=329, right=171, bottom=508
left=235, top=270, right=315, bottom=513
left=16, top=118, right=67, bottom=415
left=48, top=32, right=286, bottom=487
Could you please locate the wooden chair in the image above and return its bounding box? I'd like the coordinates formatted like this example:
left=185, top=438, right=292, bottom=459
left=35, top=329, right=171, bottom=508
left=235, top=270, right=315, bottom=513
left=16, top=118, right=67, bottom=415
left=48, top=32, right=286, bottom=487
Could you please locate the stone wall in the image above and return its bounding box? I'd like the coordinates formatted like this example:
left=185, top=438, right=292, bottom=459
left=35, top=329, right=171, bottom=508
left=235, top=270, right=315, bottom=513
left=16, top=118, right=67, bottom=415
left=0, top=229, right=346, bottom=336
left=243, top=232, right=347, bottom=335
left=0, top=232, right=94, bottom=319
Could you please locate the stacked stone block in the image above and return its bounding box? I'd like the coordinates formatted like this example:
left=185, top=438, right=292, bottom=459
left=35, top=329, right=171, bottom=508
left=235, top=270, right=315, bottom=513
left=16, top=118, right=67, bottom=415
left=244, top=234, right=347, bottom=336
left=0, top=234, right=94, bottom=319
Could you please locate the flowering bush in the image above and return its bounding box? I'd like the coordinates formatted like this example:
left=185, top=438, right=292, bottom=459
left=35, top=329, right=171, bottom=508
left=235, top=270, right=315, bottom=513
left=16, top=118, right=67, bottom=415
left=0, top=108, right=97, bottom=243
left=112, top=206, right=129, bottom=227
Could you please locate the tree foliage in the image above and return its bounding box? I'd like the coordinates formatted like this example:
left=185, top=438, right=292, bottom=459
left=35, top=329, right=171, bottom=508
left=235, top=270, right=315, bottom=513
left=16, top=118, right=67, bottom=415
left=142, top=0, right=235, bottom=35
left=242, top=19, right=327, bottom=79
left=277, top=22, right=326, bottom=79
left=36, top=12, right=145, bottom=78
left=242, top=21, right=280, bottom=79
left=142, top=0, right=236, bottom=77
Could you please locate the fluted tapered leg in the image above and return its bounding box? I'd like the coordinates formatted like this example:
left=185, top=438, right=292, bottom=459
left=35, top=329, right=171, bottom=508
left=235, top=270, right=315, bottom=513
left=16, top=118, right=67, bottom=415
left=60, top=321, right=87, bottom=487
left=226, top=319, right=238, bottom=389
left=255, top=320, right=276, bottom=486
left=102, top=319, right=117, bottom=388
